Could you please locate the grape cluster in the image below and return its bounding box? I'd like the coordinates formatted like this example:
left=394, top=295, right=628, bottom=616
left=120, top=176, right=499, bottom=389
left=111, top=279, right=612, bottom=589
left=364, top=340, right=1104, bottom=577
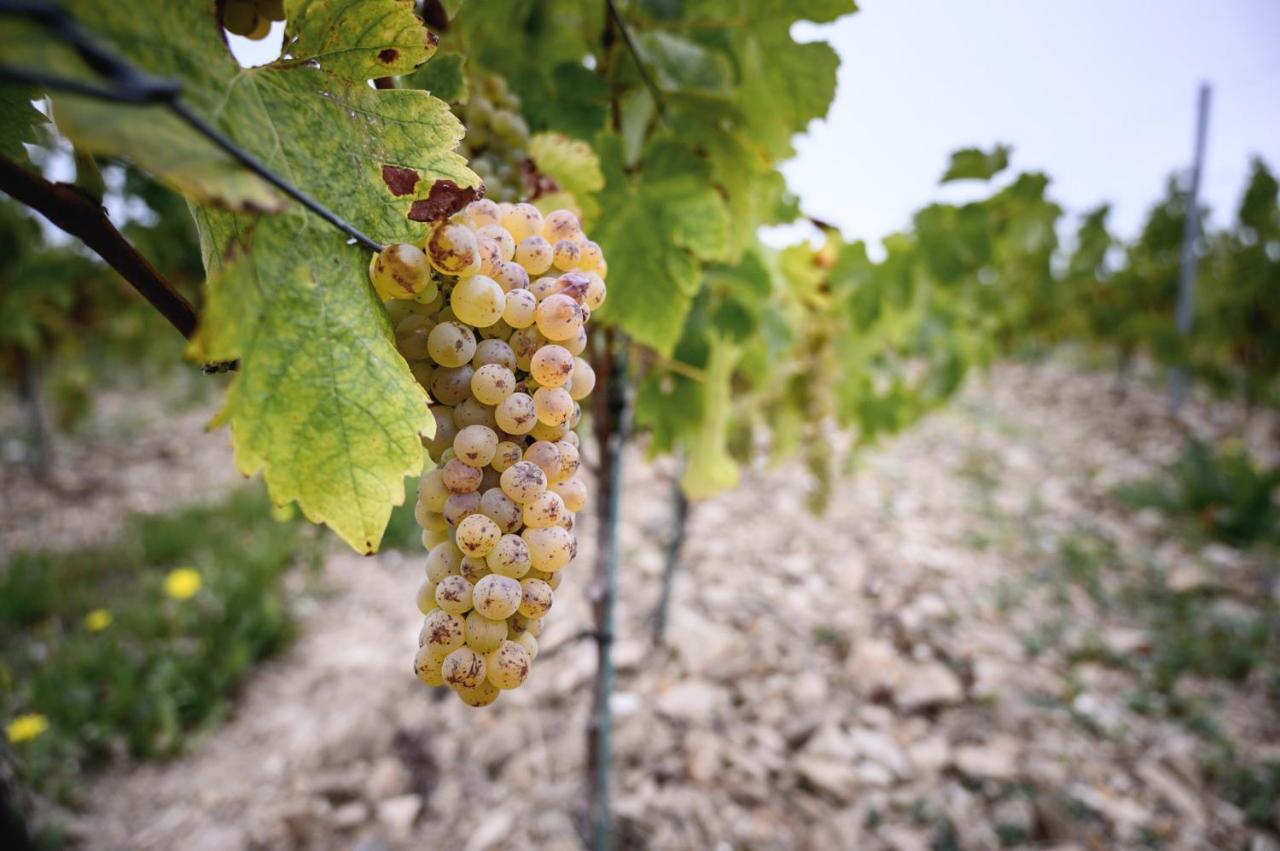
left=457, top=77, right=529, bottom=203
left=369, top=201, right=607, bottom=707
left=222, top=0, right=285, bottom=40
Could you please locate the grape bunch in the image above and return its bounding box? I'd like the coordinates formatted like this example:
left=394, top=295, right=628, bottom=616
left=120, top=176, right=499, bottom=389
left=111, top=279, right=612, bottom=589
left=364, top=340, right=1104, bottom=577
left=369, top=200, right=607, bottom=707
left=456, top=77, right=530, bottom=203
left=221, top=0, right=285, bottom=40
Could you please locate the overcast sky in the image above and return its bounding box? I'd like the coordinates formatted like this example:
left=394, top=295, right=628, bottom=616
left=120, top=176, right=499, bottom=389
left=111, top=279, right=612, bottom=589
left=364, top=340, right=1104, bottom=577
left=779, top=0, right=1280, bottom=248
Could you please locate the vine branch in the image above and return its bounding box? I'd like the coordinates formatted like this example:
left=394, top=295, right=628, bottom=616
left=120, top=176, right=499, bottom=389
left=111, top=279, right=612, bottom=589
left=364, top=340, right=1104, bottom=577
left=0, top=154, right=199, bottom=339
left=605, top=0, right=668, bottom=125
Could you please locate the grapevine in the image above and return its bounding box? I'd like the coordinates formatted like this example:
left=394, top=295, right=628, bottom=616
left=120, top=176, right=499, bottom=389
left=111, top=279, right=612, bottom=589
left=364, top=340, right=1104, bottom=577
left=369, top=200, right=606, bottom=706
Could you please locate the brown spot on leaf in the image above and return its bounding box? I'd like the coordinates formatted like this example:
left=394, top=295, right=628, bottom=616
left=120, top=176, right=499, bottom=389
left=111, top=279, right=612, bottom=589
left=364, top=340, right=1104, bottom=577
left=378, top=48, right=399, bottom=64
left=408, top=180, right=482, bottom=223
left=382, top=165, right=421, bottom=196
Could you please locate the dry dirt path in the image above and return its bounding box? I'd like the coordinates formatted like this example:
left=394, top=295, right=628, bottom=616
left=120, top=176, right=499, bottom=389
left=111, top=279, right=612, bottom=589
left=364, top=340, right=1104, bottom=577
left=47, top=362, right=1280, bottom=851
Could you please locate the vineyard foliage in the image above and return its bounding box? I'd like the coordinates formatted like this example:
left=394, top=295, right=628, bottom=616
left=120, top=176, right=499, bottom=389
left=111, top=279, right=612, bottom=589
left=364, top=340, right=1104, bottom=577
left=2, top=0, right=1277, bottom=551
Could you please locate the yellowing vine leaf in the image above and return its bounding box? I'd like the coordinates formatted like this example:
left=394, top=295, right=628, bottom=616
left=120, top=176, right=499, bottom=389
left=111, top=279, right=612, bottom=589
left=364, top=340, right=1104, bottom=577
left=284, top=0, right=438, bottom=82
left=45, top=0, right=478, bottom=551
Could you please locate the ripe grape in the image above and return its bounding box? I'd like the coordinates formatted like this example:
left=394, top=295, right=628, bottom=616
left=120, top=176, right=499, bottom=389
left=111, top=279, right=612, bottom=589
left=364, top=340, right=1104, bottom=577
left=472, top=338, right=517, bottom=371
left=553, top=440, right=581, bottom=481
left=426, top=222, right=481, bottom=276
left=542, top=209, right=581, bottom=243
left=515, top=236, right=554, bottom=275
left=454, top=678, right=500, bottom=706
left=477, top=225, right=516, bottom=261
left=442, top=458, right=483, bottom=493
left=471, top=364, right=515, bottom=405
left=513, top=630, right=539, bottom=661
left=427, top=321, right=476, bottom=368
left=530, top=344, right=574, bottom=387
left=501, top=203, right=543, bottom=243
left=493, top=260, right=529, bottom=293
left=533, top=386, right=574, bottom=427
left=416, top=580, right=437, bottom=615
left=508, top=326, right=543, bottom=370
left=394, top=314, right=433, bottom=360
left=529, top=419, right=569, bottom=443
left=578, top=241, right=604, bottom=272
left=551, top=477, right=587, bottom=512
left=485, top=640, right=531, bottom=689
left=584, top=272, right=607, bottom=310
left=536, top=294, right=583, bottom=341
left=454, top=424, right=499, bottom=467
left=500, top=460, right=547, bottom=505
left=425, top=542, right=463, bottom=583
left=490, top=441, right=523, bottom=473
left=465, top=611, right=508, bottom=654
left=494, top=392, right=537, bottom=435
left=553, top=239, right=581, bottom=271
left=370, top=243, right=431, bottom=301
left=518, top=578, right=554, bottom=618
left=476, top=237, right=503, bottom=277
left=479, top=488, right=522, bottom=533
left=431, top=365, right=474, bottom=406
left=467, top=199, right=500, bottom=228
left=521, top=490, right=565, bottom=529
left=435, top=575, right=474, bottom=615
left=460, top=556, right=491, bottom=584
left=420, top=609, right=465, bottom=656
left=522, top=525, right=574, bottom=572
left=451, top=275, right=506, bottom=328
left=442, top=646, right=486, bottom=689
left=456, top=513, right=501, bottom=558
left=443, top=491, right=481, bottom=526
left=523, top=441, right=562, bottom=480
left=486, top=533, right=531, bottom=578
left=502, top=288, right=538, bottom=328
left=452, top=397, right=497, bottom=430
left=413, top=644, right=446, bottom=686
left=472, top=574, right=522, bottom=620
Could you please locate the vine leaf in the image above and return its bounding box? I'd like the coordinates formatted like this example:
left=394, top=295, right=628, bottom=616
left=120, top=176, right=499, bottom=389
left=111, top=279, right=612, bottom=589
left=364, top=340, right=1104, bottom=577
left=40, top=0, right=477, bottom=551
left=592, top=135, right=730, bottom=354
left=284, top=0, right=438, bottom=82
left=941, top=145, right=1012, bottom=183
left=527, top=132, right=604, bottom=223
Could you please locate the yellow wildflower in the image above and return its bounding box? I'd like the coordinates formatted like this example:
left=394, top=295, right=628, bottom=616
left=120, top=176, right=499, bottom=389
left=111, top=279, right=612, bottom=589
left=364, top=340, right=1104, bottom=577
left=84, top=609, right=113, bottom=632
left=164, top=567, right=202, bottom=601
left=7, top=713, right=49, bottom=744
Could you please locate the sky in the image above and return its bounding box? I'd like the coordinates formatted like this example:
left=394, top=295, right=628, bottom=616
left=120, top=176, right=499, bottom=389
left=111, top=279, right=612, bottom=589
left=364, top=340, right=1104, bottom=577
left=776, top=0, right=1280, bottom=249
left=227, top=2, right=1280, bottom=251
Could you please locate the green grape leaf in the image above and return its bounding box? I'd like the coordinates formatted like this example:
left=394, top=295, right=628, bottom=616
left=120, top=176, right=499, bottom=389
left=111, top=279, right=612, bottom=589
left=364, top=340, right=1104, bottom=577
left=47, top=0, right=477, bottom=551
left=635, top=31, right=733, bottom=96
left=284, top=0, right=438, bottom=81
left=680, top=333, right=741, bottom=499
left=592, top=135, right=731, bottom=354
left=193, top=215, right=431, bottom=552
left=0, top=84, right=43, bottom=165
left=940, top=144, right=1011, bottom=183
left=404, top=52, right=468, bottom=102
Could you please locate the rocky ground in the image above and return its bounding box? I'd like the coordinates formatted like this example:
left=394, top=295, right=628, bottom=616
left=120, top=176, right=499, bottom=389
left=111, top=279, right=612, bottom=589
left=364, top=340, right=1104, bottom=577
left=9, top=360, right=1279, bottom=851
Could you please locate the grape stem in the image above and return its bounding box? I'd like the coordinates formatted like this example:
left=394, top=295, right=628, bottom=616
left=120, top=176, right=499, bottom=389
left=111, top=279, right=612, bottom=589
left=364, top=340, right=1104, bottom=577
left=649, top=464, right=689, bottom=643
left=604, top=0, right=668, bottom=125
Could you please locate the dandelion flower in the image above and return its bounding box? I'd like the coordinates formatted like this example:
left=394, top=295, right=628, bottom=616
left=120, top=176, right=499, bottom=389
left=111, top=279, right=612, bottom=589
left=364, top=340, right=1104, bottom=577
left=7, top=713, right=48, bottom=744
left=164, top=567, right=202, bottom=601
left=84, top=609, right=113, bottom=631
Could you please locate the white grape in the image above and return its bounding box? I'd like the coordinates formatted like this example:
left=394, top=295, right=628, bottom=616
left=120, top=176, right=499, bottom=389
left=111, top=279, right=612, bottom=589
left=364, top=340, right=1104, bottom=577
left=490, top=441, right=524, bottom=473
left=533, top=386, right=574, bottom=427
left=530, top=344, right=574, bottom=387
left=464, top=611, right=509, bottom=654
left=521, top=490, right=566, bottom=529
left=426, top=222, right=481, bottom=276
left=536, top=294, right=583, bottom=341
left=550, top=477, right=587, bottom=513
left=515, top=235, right=554, bottom=275
left=431, top=365, right=474, bottom=406
left=453, top=424, right=499, bottom=468
left=553, top=440, right=581, bottom=482
left=494, top=392, right=537, bottom=435
left=500, top=460, right=547, bottom=505
left=485, top=640, right=531, bottom=690
left=470, top=364, right=516, bottom=406
left=479, top=488, right=523, bottom=533
left=395, top=314, right=433, bottom=360
left=513, top=630, right=539, bottom=661
left=472, top=338, right=517, bottom=371
left=435, top=574, right=474, bottom=615
left=451, top=274, right=506, bottom=328
left=420, top=609, right=465, bottom=656
left=442, top=646, right=486, bottom=689
left=467, top=199, right=500, bottom=228
left=427, top=321, right=477, bottom=368
left=456, top=513, right=501, bottom=558
left=460, top=556, right=491, bottom=583
left=518, top=578, right=554, bottom=618
left=476, top=224, right=515, bottom=262
left=453, top=678, right=500, bottom=706
left=452, top=397, right=497, bottom=430
left=442, top=458, right=483, bottom=493
left=416, top=579, right=438, bottom=615
left=486, top=533, right=531, bottom=578
left=508, top=327, right=543, bottom=371
left=493, top=260, right=529, bottom=292
left=370, top=243, right=431, bottom=301
left=523, top=441, right=562, bottom=480
left=552, top=239, right=581, bottom=271
left=413, top=644, right=446, bottom=686
left=501, top=202, right=543, bottom=243
left=502, top=288, right=538, bottom=329
left=443, top=491, right=481, bottom=526
left=425, top=542, right=463, bottom=583
left=584, top=272, right=607, bottom=310
left=472, top=574, right=522, bottom=620
left=522, top=525, right=574, bottom=572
